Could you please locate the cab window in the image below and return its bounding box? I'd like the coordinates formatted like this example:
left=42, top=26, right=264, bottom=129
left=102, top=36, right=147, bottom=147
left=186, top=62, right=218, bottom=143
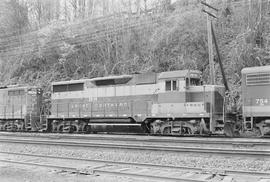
left=165, top=81, right=171, bottom=91
left=172, top=80, right=177, bottom=90
left=165, top=80, right=177, bottom=91
left=186, top=78, right=201, bottom=87
left=190, top=78, right=200, bottom=86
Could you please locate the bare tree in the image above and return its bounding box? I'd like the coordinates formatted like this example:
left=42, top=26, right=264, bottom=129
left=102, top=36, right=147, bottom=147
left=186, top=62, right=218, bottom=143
left=70, top=0, right=78, bottom=19
left=136, top=0, right=141, bottom=15
left=87, top=0, right=95, bottom=18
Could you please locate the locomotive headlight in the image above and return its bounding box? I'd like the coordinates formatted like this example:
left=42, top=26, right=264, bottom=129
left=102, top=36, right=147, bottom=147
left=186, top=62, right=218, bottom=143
left=265, top=120, right=270, bottom=124
left=189, top=120, right=196, bottom=124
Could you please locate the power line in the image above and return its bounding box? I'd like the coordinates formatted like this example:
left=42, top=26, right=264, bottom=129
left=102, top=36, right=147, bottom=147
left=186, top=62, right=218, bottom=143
left=1, top=0, right=266, bottom=44
left=2, top=17, right=162, bottom=53
left=0, top=1, right=168, bottom=41
left=1, top=0, right=268, bottom=58
left=1, top=13, right=167, bottom=58
left=0, top=10, right=168, bottom=54
left=1, top=0, right=263, bottom=41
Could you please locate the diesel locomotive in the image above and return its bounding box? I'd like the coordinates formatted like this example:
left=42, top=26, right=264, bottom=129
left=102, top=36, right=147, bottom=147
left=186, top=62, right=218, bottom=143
left=242, top=66, right=270, bottom=136
left=0, top=86, right=43, bottom=131
left=48, top=70, right=225, bottom=135
left=0, top=65, right=270, bottom=136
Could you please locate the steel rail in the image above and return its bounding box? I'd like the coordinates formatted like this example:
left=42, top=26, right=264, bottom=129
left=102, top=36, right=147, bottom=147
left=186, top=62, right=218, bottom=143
left=0, top=151, right=269, bottom=178
left=0, top=132, right=270, bottom=146
left=0, top=155, right=206, bottom=182
left=0, top=138, right=270, bottom=157
left=93, top=169, right=206, bottom=182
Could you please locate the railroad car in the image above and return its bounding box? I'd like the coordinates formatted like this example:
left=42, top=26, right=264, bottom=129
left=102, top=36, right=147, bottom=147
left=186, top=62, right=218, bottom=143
left=47, top=70, right=227, bottom=135
left=0, top=86, right=43, bottom=131
left=242, top=66, right=270, bottom=136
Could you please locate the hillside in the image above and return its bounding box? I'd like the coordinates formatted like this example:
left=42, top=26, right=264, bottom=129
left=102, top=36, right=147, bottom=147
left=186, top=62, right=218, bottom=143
left=0, top=0, right=270, bottom=106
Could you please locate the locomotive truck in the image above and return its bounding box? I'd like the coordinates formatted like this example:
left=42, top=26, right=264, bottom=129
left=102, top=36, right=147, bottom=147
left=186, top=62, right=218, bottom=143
left=0, top=65, right=269, bottom=136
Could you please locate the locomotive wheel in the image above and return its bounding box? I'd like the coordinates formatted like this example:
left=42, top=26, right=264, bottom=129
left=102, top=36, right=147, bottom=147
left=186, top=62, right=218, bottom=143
left=13, top=125, right=18, bottom=131
left=253, top=127, right=262, bottom=137
left=4, top=125, right=8, bottom=131
left=162, top=127, right=171, bottom=135
left=186, top=128, right=192, bottom=135
left=224, top=122, right=234, bottom=137
left=58, top=125, right=64, bottom=133
left=84, top=125, right=91, bottom=133
left=70, top=125, right=77, bottom=133
left=150, top=120, right=163, bottom=134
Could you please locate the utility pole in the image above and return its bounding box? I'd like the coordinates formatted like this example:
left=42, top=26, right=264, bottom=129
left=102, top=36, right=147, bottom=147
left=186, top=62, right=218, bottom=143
left=259, top=0, right=262, bottom=22
left=201, top=1, right=219, bottom=134
left=207, top=11, right=215, bottom=85
left=248, top=0, right=252, bottom=28
left=202, top=0, right=218, bottom=85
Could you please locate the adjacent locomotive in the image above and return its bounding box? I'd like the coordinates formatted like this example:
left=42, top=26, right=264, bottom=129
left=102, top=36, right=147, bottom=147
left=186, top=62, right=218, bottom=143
left=0, top=86, right=43, bottom=131
left=47, top=70, right=226, bottom=135
left=242, top=66, right=270, bottom=136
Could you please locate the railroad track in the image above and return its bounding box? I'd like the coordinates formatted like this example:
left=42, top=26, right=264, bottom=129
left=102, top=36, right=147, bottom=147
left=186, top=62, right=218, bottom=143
left=1, top=132, right=270, bottom=148
left=0, top=151, right=269, bottom=181
left=0, top=151, right=210, bottom=182
left=0, top=137, right=270, bottom=157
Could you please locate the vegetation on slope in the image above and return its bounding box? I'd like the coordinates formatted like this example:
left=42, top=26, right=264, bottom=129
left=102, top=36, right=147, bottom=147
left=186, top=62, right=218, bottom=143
left=0, top=0, right=269, bottom=108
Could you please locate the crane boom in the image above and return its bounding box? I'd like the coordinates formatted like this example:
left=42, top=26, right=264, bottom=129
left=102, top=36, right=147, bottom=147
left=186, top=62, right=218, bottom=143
left=211, top=22, right=229, bottom=92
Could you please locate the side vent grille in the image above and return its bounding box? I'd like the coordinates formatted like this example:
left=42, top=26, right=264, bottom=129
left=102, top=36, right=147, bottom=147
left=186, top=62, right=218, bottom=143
left=246, top=73, right=270, bottom=86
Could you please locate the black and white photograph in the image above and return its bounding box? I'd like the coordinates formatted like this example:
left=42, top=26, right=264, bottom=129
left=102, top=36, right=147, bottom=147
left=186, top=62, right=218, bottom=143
left=0, top=0, right=270, bottom=181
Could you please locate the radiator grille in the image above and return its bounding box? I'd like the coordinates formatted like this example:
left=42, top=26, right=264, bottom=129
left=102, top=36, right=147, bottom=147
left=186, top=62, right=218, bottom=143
left=246, top=73, right=270, bottom=85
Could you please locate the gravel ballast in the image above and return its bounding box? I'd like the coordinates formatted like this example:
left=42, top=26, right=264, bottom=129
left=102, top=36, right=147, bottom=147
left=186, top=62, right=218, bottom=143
left=0, top=142, right=269, bottom=173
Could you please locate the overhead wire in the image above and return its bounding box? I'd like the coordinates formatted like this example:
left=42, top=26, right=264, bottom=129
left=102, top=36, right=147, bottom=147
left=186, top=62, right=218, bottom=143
left=1, top=13, right=170, bottom=58
left=1, top=0, right=267, bottom=41
left=2, top=15, right=159, bottom=48
left=0, top=4, right=168, bottom=55
left=1, top=0, right=268, bottom=59
left=0, top=0, right=263, bottom=43
left=1, top=18, right=162, bottom=57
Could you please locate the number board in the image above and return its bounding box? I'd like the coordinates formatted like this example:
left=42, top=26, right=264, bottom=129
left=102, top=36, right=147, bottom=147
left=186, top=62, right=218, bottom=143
left=255, top=98, right=269, bottom=106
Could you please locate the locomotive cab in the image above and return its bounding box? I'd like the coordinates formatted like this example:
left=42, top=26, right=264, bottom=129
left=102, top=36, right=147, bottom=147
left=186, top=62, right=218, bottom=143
left=153, top=70, right=207, bottom=117
left=147, top=70, right=226, bottom=135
